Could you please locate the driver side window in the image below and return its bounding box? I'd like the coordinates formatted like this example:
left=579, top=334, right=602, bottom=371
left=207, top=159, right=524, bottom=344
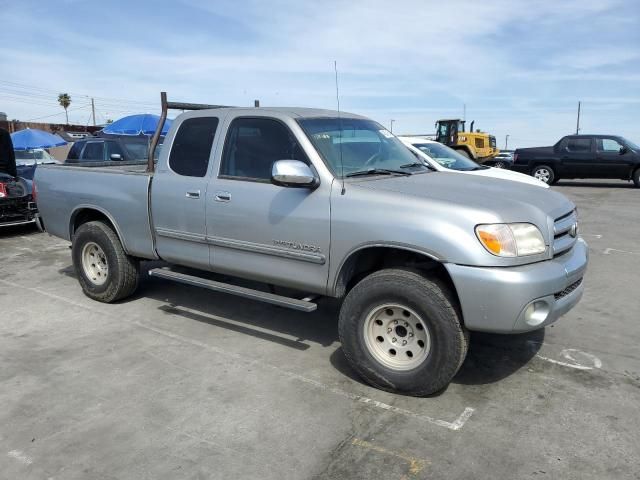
left=597, top=138, right=623, bottom=152
left=220, top=118, right=309, bottom=182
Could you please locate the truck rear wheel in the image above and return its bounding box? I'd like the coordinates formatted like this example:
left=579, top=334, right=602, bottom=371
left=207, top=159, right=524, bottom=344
left=72, top=221, right=139, bottom=303
left=532, top=165, right=555, bottom=184
left=338, top=268, right=468, bottom=396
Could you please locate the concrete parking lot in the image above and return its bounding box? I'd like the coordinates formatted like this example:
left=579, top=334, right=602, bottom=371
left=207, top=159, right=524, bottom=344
left=1, top=179, right=639, bottom=480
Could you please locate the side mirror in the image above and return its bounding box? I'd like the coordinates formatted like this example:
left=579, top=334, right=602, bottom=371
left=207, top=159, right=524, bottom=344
left=271, top=160, right=318, bottom=188
left=110, top=153, right=123, bottom=161
left=619, top=146, right=628, bottom=155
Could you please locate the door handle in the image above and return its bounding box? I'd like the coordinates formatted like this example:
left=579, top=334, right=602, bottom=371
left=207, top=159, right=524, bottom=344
left=215, top=191, right=231, bottom=202
left=186, top=190, right=200, bottom=199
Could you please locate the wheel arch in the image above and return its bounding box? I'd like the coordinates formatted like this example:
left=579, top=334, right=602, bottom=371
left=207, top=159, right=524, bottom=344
left=332, top=244, right=459, bottom=306
left=69, top=206, right=129, bottom=254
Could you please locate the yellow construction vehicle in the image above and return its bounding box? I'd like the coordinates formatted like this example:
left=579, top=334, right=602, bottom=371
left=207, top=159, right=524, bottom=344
left=434, top=119, right=499, bottom=162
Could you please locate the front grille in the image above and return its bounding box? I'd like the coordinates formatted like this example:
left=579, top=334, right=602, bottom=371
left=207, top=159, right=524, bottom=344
left=555, top=278, right=583, bottom=300
left=552, top=210, right=578, bottom=257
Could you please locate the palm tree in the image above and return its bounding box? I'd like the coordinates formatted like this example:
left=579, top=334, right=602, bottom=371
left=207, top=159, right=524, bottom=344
left=58, top=93, right=71, bottom=124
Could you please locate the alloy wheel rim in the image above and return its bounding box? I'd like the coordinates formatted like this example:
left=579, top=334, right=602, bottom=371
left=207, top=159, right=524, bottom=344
left=363, top=304, right=431, bottom=371
left=534, top=168, right=551, bottom=183
left=81, top=242, right=108, bottom=286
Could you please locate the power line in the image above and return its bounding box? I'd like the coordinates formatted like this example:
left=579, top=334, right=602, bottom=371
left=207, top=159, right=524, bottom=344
left=0, top=79, right=159, bottom=108
left=25, top=103, right=92, bottom=122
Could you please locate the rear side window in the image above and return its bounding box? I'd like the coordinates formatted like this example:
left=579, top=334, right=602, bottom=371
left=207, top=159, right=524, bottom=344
left=220, top=117, right=308, bottom=181
left=169, top=117, right=219, bottom=177
left=81, top=142, right=105, bottom=161
left=67, top=142, right=83, bottom=161
left=566, top=138, right=592, bottom=152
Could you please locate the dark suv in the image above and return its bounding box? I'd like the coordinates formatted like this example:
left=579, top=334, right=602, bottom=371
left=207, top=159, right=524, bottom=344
left=66, top=136, right=153, bottom=163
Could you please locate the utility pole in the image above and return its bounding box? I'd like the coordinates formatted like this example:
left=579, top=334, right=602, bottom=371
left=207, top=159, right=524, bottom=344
left=91, top=97, right=96, bottom=126
left=390, top=119, right=395, bottom=133
left=463, top=103, right=466, bottom=121
left=505, top=134, right=509, bottom=150
left=576, top=101, right=581, bottom=134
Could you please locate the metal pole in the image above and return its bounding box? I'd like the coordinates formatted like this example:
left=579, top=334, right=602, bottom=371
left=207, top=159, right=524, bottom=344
left=390, top=119, right=395, bottom=133
left=148, top=92, right=167, bottom=173
left=505, top=134, right=509, bottom=150
left=463, top=103, right=466, bottom=121
left=91, top=98, right=96, bottom=126
left=576, top=101, right=581, bottom=134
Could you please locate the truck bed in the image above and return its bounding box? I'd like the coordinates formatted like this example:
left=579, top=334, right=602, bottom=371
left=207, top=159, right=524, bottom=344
left=35, top=163, right=157, bottom=259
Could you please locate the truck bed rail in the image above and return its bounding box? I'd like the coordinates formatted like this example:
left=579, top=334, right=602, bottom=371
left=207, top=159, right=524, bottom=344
left=147, top=92, right=233, bottom=173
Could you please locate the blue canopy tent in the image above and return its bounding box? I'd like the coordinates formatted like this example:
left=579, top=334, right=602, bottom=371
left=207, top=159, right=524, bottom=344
left=10, top=129, right=67, bottom=150
left=102, top=114, right=173, bottom=136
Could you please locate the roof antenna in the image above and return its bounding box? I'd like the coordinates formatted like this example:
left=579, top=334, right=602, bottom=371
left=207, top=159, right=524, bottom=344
left=334, top=60, right=346, bottom=195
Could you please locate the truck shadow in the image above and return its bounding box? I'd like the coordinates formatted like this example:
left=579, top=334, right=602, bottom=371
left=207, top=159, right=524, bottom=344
left=329, top=329, right=544, bottom=394
left=136, top=263, right=341, bottom=349
left=58, top=262, right=545, bottom=392
left=0, top=222, right=41, bottom=238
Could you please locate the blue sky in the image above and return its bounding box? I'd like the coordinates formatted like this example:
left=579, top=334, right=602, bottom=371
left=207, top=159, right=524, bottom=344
left=1, top=0, right=639, bottom=147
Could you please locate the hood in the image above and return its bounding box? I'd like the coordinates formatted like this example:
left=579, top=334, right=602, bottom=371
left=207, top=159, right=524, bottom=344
left=0, top=128, right=17, bottom=177
left=351, top=171, right=574, bottom=227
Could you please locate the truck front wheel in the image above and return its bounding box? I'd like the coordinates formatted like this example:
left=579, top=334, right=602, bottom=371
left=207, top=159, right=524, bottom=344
left=338, top=268, right=468, bottom=396
left=72, top=221, right=139, bottom=303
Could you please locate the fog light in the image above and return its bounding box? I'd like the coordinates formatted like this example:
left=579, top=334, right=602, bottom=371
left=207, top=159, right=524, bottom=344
left=524, top=300, right=550, bottom=327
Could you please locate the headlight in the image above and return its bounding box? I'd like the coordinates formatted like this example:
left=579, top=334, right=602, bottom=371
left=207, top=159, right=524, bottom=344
left=475, top=223, right=546, bottom=257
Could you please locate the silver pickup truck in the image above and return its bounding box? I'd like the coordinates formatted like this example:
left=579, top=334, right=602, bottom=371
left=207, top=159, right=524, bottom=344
left=35, top=95, right=588, bottom=396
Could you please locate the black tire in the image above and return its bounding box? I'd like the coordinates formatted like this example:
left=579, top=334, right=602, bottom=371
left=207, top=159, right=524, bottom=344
left=72, top=221, right=139, bottom=303
left=493, top=161, right=506, bottom=169
left=338, top=268, right=469, bottom=396
left=531, top=164, right=555, bottom=185
left=633, top=168, right=640, bottom=188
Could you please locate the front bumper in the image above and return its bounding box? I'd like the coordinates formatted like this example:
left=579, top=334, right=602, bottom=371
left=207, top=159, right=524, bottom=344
left=446, top=238, right=588, bottom=333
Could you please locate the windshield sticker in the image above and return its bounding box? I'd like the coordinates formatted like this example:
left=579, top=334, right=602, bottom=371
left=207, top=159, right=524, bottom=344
left=379, top=129, right=394, bottom=138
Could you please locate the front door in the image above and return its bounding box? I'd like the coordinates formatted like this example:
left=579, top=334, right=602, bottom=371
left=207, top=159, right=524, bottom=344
left=207, top=116, right=331, bottom=293
left=151, top=116, right=221, bottom=270
left=594, top=137, right=631, bottom=179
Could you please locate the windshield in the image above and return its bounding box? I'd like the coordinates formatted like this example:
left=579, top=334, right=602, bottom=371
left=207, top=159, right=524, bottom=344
left=14, top=149, right=54, bottom=164
left=298, top=118, right=428, bottom=177
left=622, top=137, right=640, bottom=150
left=411, top=143, right=482, bottom=171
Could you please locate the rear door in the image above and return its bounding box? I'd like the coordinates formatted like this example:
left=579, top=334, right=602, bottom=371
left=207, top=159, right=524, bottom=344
left=594, top=137, right=630, bottom=179
left=206, top=115, right=331, bottom=293
left=559, top=137, right=594, bottom=178
left=151, top=116, right=221, bottom=270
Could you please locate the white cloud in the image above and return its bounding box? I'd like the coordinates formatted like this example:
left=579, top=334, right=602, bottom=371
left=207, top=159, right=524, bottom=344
left=0, top=0, right=638, bottom=146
